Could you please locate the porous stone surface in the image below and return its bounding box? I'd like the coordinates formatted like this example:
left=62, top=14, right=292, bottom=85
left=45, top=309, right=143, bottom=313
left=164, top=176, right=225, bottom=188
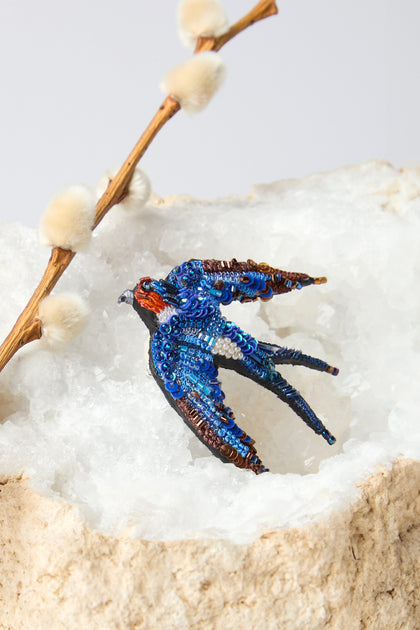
left=1, top=458, right=419, bottom=630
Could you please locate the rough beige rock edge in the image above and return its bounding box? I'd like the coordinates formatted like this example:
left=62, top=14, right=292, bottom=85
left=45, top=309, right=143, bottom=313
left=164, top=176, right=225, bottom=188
left=0, top=459, right=419, bottom=630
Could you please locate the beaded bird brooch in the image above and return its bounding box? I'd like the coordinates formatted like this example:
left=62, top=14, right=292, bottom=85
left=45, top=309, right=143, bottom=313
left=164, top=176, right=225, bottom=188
left=119, top=259, right=338, bottom=474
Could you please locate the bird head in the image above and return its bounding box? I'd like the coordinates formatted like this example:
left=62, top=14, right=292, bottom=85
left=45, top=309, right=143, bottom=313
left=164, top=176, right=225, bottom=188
left=133, top=277, right=170, bottom=313
left=118, top=277, right=178, bottom=331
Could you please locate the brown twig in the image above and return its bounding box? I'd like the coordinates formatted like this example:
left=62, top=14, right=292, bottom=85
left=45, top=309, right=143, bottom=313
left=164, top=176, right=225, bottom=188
left=195, top=0, right=278, bottom=52
left=0, top=0, right=278, bottom=374
left=0, top=248, right=75, bottom=371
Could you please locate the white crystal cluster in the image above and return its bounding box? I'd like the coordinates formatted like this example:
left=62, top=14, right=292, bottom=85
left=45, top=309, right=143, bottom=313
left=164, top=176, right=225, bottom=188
left=0, top=161, right=419, bottom=543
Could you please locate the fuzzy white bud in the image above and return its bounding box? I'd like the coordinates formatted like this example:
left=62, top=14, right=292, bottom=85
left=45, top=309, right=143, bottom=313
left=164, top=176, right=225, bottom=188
left=177, top=0, right=229, bottom=48
left=39, top=185, right=96, bottom=252
left=161, top=52, right=226, bottom=115
left=38, top=294, right=89, bottom=347
left=96, top=166, right=151, bottom=211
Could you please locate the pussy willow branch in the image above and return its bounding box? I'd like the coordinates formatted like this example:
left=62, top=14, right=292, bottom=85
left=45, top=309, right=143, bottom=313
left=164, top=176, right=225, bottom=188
left=195, top=0, right=278, bottom=52
left=0, top=0, right=278, bottom=374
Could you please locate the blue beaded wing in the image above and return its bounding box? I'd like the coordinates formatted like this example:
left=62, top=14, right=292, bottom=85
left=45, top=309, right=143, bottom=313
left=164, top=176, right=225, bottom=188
left=165, top=258, right=323, bottom=306
left=150, top=320, right=265, bottom=473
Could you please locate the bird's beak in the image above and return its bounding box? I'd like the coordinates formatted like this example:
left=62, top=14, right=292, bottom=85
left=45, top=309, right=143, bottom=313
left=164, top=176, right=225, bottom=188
left=118, top=289, right=134, bottom=306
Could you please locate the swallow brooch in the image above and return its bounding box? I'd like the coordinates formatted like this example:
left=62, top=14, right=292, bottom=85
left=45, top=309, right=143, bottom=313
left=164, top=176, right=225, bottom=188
left=119, top=259, right=338, bottom=474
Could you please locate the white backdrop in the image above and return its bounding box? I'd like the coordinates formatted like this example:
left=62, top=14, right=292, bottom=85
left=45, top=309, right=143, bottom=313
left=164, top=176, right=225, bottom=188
left=0, top=0, right=418, bottom=226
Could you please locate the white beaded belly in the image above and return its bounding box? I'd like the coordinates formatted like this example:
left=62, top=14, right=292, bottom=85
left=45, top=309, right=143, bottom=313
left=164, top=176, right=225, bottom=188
left=211, top=336, right=244, bottom=360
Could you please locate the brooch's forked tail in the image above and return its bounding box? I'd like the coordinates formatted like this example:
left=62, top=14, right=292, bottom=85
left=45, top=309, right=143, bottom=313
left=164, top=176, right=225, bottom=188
left=266, top=370, right=336, bottom=445
left=218, top=338, right=338, bottom=447
left=258, top=341, right=339, bottom=376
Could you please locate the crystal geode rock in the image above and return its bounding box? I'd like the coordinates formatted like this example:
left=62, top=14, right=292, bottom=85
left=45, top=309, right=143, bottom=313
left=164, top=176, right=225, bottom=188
left=0, top=162, right=419, bottom=628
